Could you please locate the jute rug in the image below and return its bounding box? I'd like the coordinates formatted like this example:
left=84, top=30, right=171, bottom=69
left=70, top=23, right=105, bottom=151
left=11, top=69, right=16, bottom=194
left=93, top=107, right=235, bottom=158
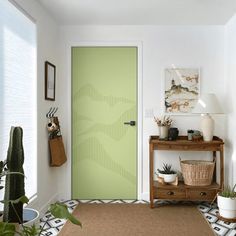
left=59, top=203, right=215, bottom=236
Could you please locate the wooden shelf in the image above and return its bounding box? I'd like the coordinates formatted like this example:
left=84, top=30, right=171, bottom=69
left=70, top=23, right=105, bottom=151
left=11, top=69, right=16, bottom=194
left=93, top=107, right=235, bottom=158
left=154, top=181, right=220, bottom=190
left=149, top=136, right=224, bottom=208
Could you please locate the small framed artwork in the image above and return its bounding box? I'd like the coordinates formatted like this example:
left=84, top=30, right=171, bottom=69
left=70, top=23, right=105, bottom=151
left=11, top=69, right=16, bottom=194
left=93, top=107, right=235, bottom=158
left=164, top=68, right=200, bottom=114
left=45, top=61, right=56, bottom=101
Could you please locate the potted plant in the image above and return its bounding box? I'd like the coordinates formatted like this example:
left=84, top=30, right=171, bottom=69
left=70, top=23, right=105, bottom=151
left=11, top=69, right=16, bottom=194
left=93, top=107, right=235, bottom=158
left=154, top=115, right=173, bottom=140
left=0, top=127, right=82, bottom=235
left=217, top=184, right=236, bottom=219
left=157, top=163, right=177, bottom=183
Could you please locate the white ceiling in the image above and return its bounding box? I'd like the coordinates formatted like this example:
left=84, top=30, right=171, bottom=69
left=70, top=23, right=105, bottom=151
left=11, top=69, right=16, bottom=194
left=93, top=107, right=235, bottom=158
left=37, top=0, right=236, bottom=25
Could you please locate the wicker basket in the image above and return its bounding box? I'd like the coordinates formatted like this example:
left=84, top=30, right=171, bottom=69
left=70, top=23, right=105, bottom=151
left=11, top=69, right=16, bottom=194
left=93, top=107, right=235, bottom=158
left=180, top=158, right=215, bottom=186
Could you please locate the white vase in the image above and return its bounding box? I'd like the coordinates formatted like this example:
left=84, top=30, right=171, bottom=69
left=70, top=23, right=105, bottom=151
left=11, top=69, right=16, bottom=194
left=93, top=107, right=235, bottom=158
left=158, top=126, right=169, bottom=140
left=217, top=195, right=236, bottom=219
left=201, top=114, right=214, bottom=141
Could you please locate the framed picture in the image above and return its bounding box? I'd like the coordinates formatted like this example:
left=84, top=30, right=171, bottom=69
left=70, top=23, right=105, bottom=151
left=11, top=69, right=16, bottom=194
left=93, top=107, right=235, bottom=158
left=45, top=61, right=56, bottom=101
left=164, top=68, right=200, bottom=114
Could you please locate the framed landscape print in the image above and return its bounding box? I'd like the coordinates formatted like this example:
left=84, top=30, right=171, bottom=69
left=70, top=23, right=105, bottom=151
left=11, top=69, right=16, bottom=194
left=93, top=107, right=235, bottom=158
left=45, top=61, right=56, bottom=101
left=164, top=68, right=200, bottom=114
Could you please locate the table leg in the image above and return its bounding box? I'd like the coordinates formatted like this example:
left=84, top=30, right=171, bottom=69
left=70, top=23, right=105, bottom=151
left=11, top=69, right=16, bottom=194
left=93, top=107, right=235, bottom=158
left=220, top=145, right=224, bottom=190
left=213, top=151, right=216, bottom=183
left=149, top=143, right=154, bottom=208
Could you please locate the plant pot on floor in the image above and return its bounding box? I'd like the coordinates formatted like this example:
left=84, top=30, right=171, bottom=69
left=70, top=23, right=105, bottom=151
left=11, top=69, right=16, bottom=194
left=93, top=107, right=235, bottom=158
left=217, top=194, right=236, bottom=219
left=23, top=208, right=39, bottom=226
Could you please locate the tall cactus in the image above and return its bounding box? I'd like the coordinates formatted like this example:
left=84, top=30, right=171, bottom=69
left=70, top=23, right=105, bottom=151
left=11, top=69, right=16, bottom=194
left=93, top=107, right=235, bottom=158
left=3, top=126, right=25, bottom=223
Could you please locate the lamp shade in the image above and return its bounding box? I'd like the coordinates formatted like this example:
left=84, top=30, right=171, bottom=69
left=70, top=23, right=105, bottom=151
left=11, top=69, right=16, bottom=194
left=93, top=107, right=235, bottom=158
left=192, top=93, right=223, bottom=114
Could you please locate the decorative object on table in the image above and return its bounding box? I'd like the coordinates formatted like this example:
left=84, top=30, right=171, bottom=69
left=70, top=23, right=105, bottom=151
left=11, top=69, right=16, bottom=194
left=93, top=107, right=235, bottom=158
left=180, top=157, right=215, bottom=186
left=192, top=93, right=223, bottom=141
left=3, top=127, right=25, bottom=223
left=187, top=130, right=202, bottom=141
left=187, top=130, right=194, bottom=140
left=154, top=115, right=172, bottom=140
left=164, top=68, right=200, bottom=114
left=156, top=163, right=177, bottom=183
left=45, top=61, right=56, bottom=101
left=217, top=184, right=236, bottom=221
left=46, top=107, right=67, bottom=167
left=168, top=127, right=179, bottom=140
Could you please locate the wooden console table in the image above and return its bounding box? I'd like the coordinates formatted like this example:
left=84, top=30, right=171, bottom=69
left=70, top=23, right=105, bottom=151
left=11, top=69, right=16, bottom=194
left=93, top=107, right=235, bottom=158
left=149, top=136, right=224, bottom=208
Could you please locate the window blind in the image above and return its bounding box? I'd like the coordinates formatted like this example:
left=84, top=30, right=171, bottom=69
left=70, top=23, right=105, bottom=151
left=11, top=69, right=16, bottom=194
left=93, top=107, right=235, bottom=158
left=0, top=0, right=37, bottom=201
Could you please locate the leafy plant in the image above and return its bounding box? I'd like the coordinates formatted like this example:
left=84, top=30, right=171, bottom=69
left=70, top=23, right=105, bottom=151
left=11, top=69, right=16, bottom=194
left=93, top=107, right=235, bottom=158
left=0, top=127, right=81, bottom=235
left=157, top=163, right=176, bottom=174
left=219, top=184, right=236, bottom=198
left=0, top=197, right=82, bottom=236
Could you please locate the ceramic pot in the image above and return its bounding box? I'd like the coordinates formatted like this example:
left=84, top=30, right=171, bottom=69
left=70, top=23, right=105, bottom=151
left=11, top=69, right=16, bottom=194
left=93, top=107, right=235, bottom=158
left=168, top=128, right=179, bottom=141
left=158, top=126, right=169, bottom=140
left=217, top=195, right=236, bottom=219
left=163, top=173, right=177, bottom=183
left=23, top=208, right=39, bottom=226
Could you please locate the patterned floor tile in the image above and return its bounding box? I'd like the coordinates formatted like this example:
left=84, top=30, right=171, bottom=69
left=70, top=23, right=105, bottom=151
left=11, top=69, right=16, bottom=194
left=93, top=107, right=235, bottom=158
left=198, top=204, right=211, bottom=213
left=212, top=223, right=229, bottom=236
left=41, top=227, right=59, bottom=236
left=217, top=220, right=236, bottom=229
left=209, top=208, right=219, bottom=216
left=226, top=229, right=236, bottom=236
left=204, top=212, right=218, bottom=223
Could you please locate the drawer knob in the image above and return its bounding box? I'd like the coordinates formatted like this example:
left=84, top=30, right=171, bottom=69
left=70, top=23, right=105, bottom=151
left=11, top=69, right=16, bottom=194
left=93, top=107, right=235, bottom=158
left=200, top=192, right=207, bottom=196
left=167, top=191, right=174, bottom=195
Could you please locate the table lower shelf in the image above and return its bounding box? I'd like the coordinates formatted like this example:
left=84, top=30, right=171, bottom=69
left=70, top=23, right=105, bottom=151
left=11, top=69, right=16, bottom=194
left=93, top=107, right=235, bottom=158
left=153, top=181, right=220, bottom=202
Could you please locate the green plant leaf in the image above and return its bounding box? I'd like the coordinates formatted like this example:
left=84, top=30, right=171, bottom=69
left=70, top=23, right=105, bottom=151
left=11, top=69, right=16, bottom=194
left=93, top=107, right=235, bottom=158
left=21, top=224, right=40, bottom=236
left=0, top=222, right=16, bottom=236
left=49, top=202, right=82, bottom=227
left=0, top=195, right=29, bottom=205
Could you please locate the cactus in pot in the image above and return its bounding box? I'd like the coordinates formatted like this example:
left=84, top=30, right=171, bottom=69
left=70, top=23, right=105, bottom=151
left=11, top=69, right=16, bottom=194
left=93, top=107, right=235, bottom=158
left=3, top=126, right=25, bottom=223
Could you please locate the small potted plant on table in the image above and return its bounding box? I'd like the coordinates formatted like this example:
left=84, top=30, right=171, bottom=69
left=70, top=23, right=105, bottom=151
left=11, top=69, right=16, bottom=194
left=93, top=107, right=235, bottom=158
left=217, top=184, right=236, bottom=220
left=156, top=163, right=177, bottom=183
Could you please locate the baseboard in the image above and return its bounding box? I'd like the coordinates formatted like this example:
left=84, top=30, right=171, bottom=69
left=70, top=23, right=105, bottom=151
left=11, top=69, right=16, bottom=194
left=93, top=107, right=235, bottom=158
left=141, top=192, right=150, bottom=201
left=38, top=193, right=59, bottom=218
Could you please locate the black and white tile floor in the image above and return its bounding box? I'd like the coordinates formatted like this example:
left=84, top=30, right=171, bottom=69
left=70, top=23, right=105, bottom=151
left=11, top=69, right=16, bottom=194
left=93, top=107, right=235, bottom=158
left=40, top=200, right=236, bottom=236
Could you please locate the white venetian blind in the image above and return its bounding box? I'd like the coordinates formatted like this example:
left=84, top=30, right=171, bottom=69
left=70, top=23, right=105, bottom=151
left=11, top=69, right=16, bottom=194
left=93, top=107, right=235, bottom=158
left=0, top=0, right=37, bottom=201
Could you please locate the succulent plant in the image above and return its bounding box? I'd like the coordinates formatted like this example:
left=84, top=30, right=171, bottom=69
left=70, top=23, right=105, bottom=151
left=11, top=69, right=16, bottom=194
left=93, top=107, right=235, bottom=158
left=3, top=126, right=25, bottom=223
left=157, top=163, right=176, bottom=174
left=219, top=184, right=236, bottom=198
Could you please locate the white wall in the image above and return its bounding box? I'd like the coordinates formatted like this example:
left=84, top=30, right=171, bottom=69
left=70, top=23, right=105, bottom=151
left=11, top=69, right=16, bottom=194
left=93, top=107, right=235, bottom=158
left=225, top=14, right=236, bottom=187
left=59, top=25, right=226, bottom=200
left=14, top=0, right=61, bottom=213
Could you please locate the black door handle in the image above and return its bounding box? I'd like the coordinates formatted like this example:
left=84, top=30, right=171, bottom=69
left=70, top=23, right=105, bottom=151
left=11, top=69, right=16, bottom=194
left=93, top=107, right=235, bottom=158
left=124, top=121, right=136, bottom=126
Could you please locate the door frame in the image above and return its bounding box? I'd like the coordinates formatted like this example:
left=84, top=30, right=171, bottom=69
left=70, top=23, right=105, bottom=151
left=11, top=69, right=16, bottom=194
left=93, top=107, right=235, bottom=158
left=67, top=41, right=143, bottom=200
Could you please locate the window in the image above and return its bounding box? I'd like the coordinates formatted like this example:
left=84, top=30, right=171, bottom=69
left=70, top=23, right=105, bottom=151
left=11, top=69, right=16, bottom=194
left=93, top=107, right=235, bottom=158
left=0, top=0, right=37, bottom=201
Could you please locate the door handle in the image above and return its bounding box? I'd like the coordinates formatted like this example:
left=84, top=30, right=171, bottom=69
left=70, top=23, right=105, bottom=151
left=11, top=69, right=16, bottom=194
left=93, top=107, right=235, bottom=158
left=124, top=121, right=136, bottom=126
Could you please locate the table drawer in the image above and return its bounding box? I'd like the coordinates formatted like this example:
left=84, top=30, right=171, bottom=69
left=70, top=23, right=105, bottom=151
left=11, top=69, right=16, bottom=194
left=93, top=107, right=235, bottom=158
left=155, top=188, right=186, bottom=199
left=187, top=189, right=217, bottom=201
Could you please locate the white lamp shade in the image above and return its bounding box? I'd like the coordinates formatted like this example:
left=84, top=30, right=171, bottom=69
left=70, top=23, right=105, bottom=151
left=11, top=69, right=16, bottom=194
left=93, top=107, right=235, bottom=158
left=192, top=93, right=223, bottom=114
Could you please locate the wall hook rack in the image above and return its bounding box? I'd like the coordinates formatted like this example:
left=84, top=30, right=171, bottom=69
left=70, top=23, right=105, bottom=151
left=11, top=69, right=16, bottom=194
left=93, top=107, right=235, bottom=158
left=46, top=107, right=58, bottom=118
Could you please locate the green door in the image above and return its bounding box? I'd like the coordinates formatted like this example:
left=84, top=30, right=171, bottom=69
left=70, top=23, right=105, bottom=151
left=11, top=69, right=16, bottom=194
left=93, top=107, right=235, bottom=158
left=72, top=47, right=137, bottom=199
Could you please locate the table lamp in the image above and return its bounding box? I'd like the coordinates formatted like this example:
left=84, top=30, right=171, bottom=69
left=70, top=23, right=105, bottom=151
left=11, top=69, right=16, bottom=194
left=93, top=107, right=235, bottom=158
left=192, top=93, right=223, bottom=141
